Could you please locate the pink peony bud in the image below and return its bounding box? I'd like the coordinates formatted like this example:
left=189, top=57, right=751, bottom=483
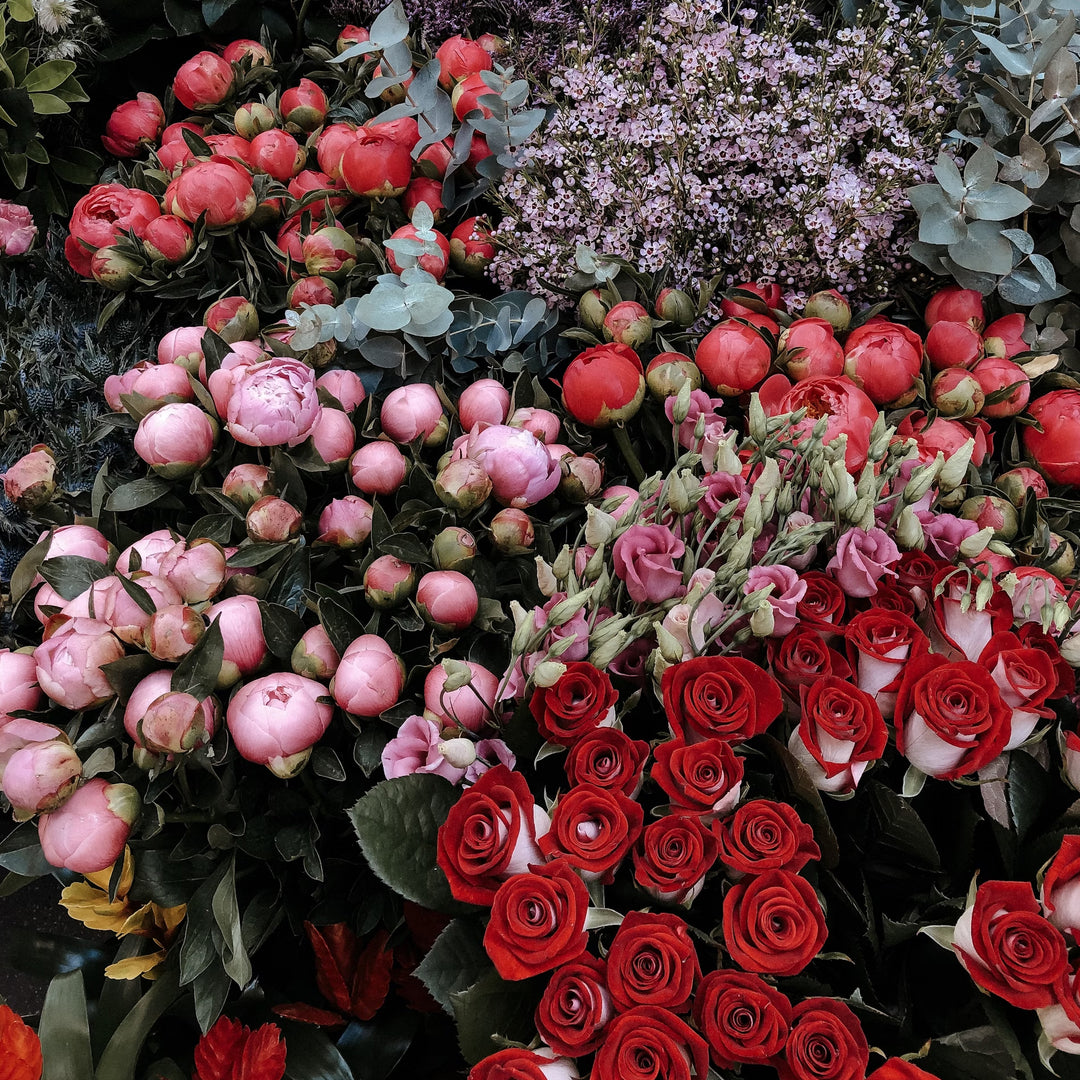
left=490, top=508, right=534, bottom=554
left=459, top=378, right=510, bottom=430
left=996, top=467, right=1049, bottom=507
left=134, top=403, right=217, bottom=478
left=291, top=624, right=340, bottom=680
left=223, top=38, right=271, bottom=64
left=90, top=246, right=141, bottom=291
left=102, top=93, right=165, bottom=158
left=302, top=225, right=356, bottom=278
left=843, top=320, right=924, bottom=406
left=316, top=369, right=366, bottom=412
left=205, top=595, right=269, bottom=687
left=226, top=357, right=322, bottom=447
left=403, top=177, right=446, bottom=223
left=560, top=454, right=604, bottom=503
left=124, top=669, right=217, bottom=754
left=435, top=457, right=492, bottom=512
left=507, top=407, right=561, bottom=444
left=222, top=463, right=275, bottom=509
left=416, top=570, right=479, bottom=632
left=129, top=362, right=196, bottom=406
left=645, top=352, right=700, bottom=401
left=2, top=739, right=82, bottom=818
left=309, top=407, right=356, bottom=467
left=331, top=635, right=404, bottom=716
left=246, top=496, right=302, bottom=543
left=349, top=440, right=408, bottom=495
left=317, top=495, right=373, bottom=548
left=234, top=101, right=276, bottom=140
left=364, top=555, right=416, bottom=609
left=779, top=318, right=844, bottom=381
left=160, top=539, right=228, bottom=604
left=0, top=649, right=43, bottom=713
left=930, top=367, right=985, bottom=419
left=34, top=617, right=124, bottom=710
left=115, top=529, right=179, bottom=577
left=37, top=523, right=111, bottom=566
left=381, top=384, right=447, bottom=446
left=2, top=445, right=55, bottom=510
left=340, top=133, right=412, bottom=198
left=602, top=300, right=653, bottom=349
left=0, top=718, right=62, bottom=782
left=37, top=778, right=139, bottom=874
left=432, top=526, right=478, bottom=571
left=157, top=326, right=205, bottom=372
left=146, top=604, right=205, bottom=661
left=173, top=51, right=234, bottom=110
left=250, top=128, right=306, bottom=181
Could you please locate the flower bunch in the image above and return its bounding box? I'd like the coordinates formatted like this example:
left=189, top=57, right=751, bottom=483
left=490, top=0, right=961, bottom=305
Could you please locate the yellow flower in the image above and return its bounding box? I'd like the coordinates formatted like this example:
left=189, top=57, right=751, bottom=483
left=60, top=847, right=186, bottom=980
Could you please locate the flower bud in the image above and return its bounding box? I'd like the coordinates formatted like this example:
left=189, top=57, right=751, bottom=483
left=959, top=526, right=994, bottom=559
left=803, top=289, right=851, bottom=331
left=2, top=739, right=82, bottom=819
left=37, top=778, right=139, bottom=874
left=749, top=600, right=775, bottom=637
left=654, top=287, right=696, bottom=327
left=895, top=506, right=925, bottom=550
left=645, top=352, right=700, bottom=402
left=533, top=661, right=567, bottom=687
left=416, top=570, right=479, bottom=632
left=939, top=438, right=975, bottom=491
left=438, top=737, right=477, bottom=769
left=560, top=453, right=604, bottom=502
left=930, top=367, right=984, bottom=418
left=432, top=526, right=478, bottom=572
left=317, top=495, right=373, bottom=548
left=234, top=101, right=276, bottom=140
left=281, top=78, right=329, bottom=132
left=584, top=504, right=617, bottom=547
left=350, top=440, right=408, bottom=496
left=902, top=456, right=942, bottom=504
left=246, top=495, right=302, bottom=542
left=381, top=384, right=447, bottom=446
left=142, top=215, right=195, bottom=265
left=995, top=467, right=1047, bottom=508
left=588, top=629, right=630, bottom=669
left=449, top=216, right=495, bottom=276
left=331, top=635, right=403, bottom=717
left=602, top=300, right=653, bottom=349
left=174, top=51, right=234, bottom=111
left=535, top=556, right=558, bottom=596
left=145, top=604, right=205, bottom=661
left=90, top=245, right=141, bottom=291
left=291, top=624, right=340, bottom=680
left=972, top=356, right=1030, bottom=419
left=435, top=458, right=492, bottom=512
left=2, top=445, right=56, bottom=511
left=364, top=555, right=416, bottom=609
left=960, top=495, right=1019, bottom=541
left=491, top=508, right=534, bottom=554
left=578, top=289, right=609, bottom=334
left=205, top=296, right=259, bottom=342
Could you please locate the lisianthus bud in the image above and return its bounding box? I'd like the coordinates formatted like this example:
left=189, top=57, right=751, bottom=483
left=174, top=51, right=234, bottom=110
left=803, top=289, right=851, bottom=331
left=2, top=445, right=55, bottom=510
left=432, top=526, right=477, bottom=571
left=436, top=458, right=493, bottom=512
left=491, top=508, right=535, bottom=554
left=38, top=778, right=139, bottom=874
left=417, top=570, right=479, bottom=632
left=438, top=737, right=478, bottom=770
left=281, top=78, right=329, bottom=131
left=2, top=739, right=82, bottom=818
left=317, top=495, right=373, bottom=548
left=533, top=661, right=567, bottom=687
left=331, top=635, right=404, bottom=716
left=961, top=495, right=1019, bottom=541
left=645, top=352, right=700, bottom=401
left=931, top=367, right=985, bottom=418
left=247, top=495, right=302, bottom=542
left=578, top=289, right=610, bottom=334
left=563, top=343, right=646, bottom=427
left=602, top=300, right=653, bottom=349
left=654, top=287, right=696, bottom=326
left=364, top=555, right=416, bottom=609
left=895, top=506, right=925, bottom=550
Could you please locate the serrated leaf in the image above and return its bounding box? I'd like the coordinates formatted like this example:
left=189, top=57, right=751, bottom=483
left=918, top=924, right=956, bottom=950
left=450, top=970, right=543, bottom=1066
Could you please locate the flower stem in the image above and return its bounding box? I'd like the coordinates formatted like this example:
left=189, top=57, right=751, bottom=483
left=612, top=424, right=645, bottom=485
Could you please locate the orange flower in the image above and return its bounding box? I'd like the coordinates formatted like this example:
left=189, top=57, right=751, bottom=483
left=0, top=1004, right=42, bottom=1080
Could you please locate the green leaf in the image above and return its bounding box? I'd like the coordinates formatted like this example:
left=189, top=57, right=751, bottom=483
left=377, top=532, right=430, bottom=564
left=38, top=556, right=111, bottom=601
left=320, top=594, right=364, bottom=656
left=101, top=653, right=160, bottom=704
left=94, top=966, right=181, bottom=1080
left=40, top=970, right=93, bottom=1080
left=963, top=143, right=999, bottom=193
left=336, top=1014, right=418, bottom=1080
left=349, top=775, right=474, bottom=913
left=280, top=1023, right=354, bottom=1080
left=116, top=573, right=157, bottom=616
left=180, top=860, right=229, bottom=987
left=191, top=960, right=231, bottom=1033
left=29, top=93, right=72, bottom=115
left=171, top=617, right=224, bottom=699
left=972, top=31, right=1034, bottom=76
left=450, top=970, right=544, bottom=1065
left=212, top=855, right=251, bottom=987
left=932, top=153, right=966, bottom=201
left=919, top=202, right=967, bottom=245
left=949, top=220, right=1014, bottom=276
left=21, top=60, right=77, bottom=92
left=105, top=476, right=172, bottom=512
left=414, top=918, right=491, bottom=1014
left=260, top=602, right=305, bottom=661
left=8, top=0, right=34, bottom=20
left=1007, top=748, right=1047, bottom=840
left=965, top=184, right=1031, bottom=221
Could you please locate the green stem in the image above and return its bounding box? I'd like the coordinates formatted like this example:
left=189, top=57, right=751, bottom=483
left=296, top=0, right=314, bottom=44
left=612, top=423, right=645, bottom=485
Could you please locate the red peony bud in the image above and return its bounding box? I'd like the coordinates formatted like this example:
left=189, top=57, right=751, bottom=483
left=696, top=319, right=773, bottom=395
left=563, top=343, right=646, bottom=427
left=173, top=51, right=234, bottom=111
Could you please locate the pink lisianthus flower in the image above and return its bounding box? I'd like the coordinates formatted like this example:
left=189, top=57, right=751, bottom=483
left=826, top=527, right=901, bottom=599
left=612, top=524, right=686, bottom=603
left=744, top=564, right=806, bottom=636
left=381, top=715, right=470, bottom=783
left=0, top=200, right=37, bottom=255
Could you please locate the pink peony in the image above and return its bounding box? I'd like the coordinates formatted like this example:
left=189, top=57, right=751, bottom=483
left=423, top=661, right=500, bottom=732
left=1, top=739, right=82, bottom=817
left=226, top=358, right=322, bottom=447
left=34, top=616, right=124, bottom=710
left=204, top=595, right=269, bottom=686
left=37, top=778, right=140, bottom=874
left=331, top=635, right=404, bottom=717
left=465, top=424, right=561, bottom=508
left=0, top=199, right=37, bottom=255
left=0, top=649, right=43, bottom=713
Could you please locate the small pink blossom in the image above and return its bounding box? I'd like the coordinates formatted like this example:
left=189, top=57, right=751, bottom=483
left=744, top=564, right=806, bottom=636
left=612, top=524, right=685, bottom=604
left=0, top=200, right=36, bottom=255
left=381, top=715, right=468, bottom=783
left=826, top=527, right=900, bottom=598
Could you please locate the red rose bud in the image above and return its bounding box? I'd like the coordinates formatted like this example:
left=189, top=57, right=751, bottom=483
left=562, top=343, right=645, bottom=427
left=250, top=128, right=305, bottom=181
left=146, top=604, right=205, bottom=662
left=930, top=367, right=984, bottom=418
left=654, top=287, right=696, bottom=327
left=2, top=738, right=81, bottom=818
left=336, top=24, right=371, bottom=55
left=386, top=223, right=450, bottom=280
left=222, top=462, right=274, bottom=508
left=204, top=295, right=259, bottom=341
left=721, top=281, right=784, bottom=318
left=436, top=35, right=494, bottom=89
left=234, top=101, right=276, bottom=140
left=350, top=440, right=408, bottom=495
left=436, top=458, right=493, bottom=512
left=174, top=158, right=256, bottom=228
left=90, top=246, right=141, bottom=291
left=432, top=526, right=477, bottom=571
left=2, top=445, right=55, bottom=510
left=925, top=320, right=982, bottom=372
left=364, top=555, right=416, bottom=609
left=340, top=133, right=412, bottom=198
left=602, top=300, right=653, bottom=349
left=972, top=355, right=1030, bottom=418
left=645, top=352, right=700, bottom=401
left=983, top=312, right=1028, bottom=358
left=403, top=178, right=447, bottom=223
left=291, top=624, right=340, bottom=679
left=449, top=216, right=496, bottom=276
left=316, top=122, right=359, bottom=179
left=142, top=214, right=194, bottom=264
left=223, top=38, right=271, bottom=64
left=960, top=494, right=1018, bottom=541
left=173, top=51, right=234, bottom=110
left=996, top=466, right=1048, bottom=507
left=281, top=78, right=328, bottom=131
left=37, top=778, right=139, bottom=874
left=925, top=284, right=985, bottom=331
left=102, top=93, right=165, bottom=157
left=288, top=275, right=339, bottom=308
left=779, top=317, right=844, bottom=381
left=803, top=288, right=851, bottom=331
left=416, top=570, right=478, bottom=632
left=246, top=495, right=302, bottom=542
left=843, top=320, right=924, bottom=406
left=452, top=71, right=497, bottom=121
left=578, top=288, right=610, bottom=333
left=1024, top=390, right=1080, bottom=487
left=491, top=508, right=534, bottom=554
left=695, top=319, right=773, bottom=395
left=134, top=403, right=217, bottom=478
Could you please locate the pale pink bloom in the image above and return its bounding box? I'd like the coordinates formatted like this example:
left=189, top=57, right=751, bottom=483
left=291, top=625, right=340, bottom=680
left=350, top=440, right=408, bottom=495
left=1, top=739, right=81, bottom=816
left=508, top=406, right=560, bottom=443
left=744, top=564, right=806, bottom=636
left=381, top=383, right=445, bottom=444
left=34, top=616, right=124, bottom=710
left=226, top=357, right=322, bottom=447
left=0, top=650, right=43, bottom=713
left=612, top=524, right=685, bottom=603
left=331, top=634, right=404, bottom=716
left=465, top=424, right=561, bottom=508
left=826, top=527, right=900, bottom=598
left=0, top=718, right=63, bottom=783
left=317, top=495, right=373, bottom=547
left=416, top=570, right=478, bottom=631
left=0, top=200, right=36, bottom=255
left=204, top=595, right=269, bottom=686
left=381, top=715, right=468, bottom=783
left=316, top=368, right=366, bottom=412
left=459, top=378, right=510, bottom=430
left=134, top=403, right=216, bottom=476
left=310, top=407, right=355, bottom=466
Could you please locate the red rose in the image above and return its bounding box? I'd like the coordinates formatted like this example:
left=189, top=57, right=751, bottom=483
left=1016, top=623, right=1075, bottom=698
left=794, top=571, right=848, bottom=630
left=592, top=1006, right=710, bottom=1080
left=693, top=969, right=792, bottom=1068
left=661, top=657, right=783, bottom=744
left=953, top=879, right=1068, bottom=1009
left=868, top=1058, right=941, bottom=1080
left=535, top=953, right=612, bottom=1057
left=484, top=860, right=589, bottom=980
left=606, top=912, right=701, bottom=1013
left=842, top=320, right=924, bottom=406
left=530, top=662, right=618, bottom=746
left=1041, top=835, right=1080, bottom=941
left=790, top=677, right=887, bottom=795
left=66, top=183, right=161, bottom=276
left=777, top=998, right=868, bottom=1080
left=633, top=814, right=718, bottom=905
left=651, top=737, right=743, bottom=816
left=723, top=869, right=828, bottom=976
left=562, top=343, right=646, bottom=427
left=894, top=653, right=1011, bottom=780
left=436, top=764, right=550, bottom=905
left=715, top=799, right=820, bottom=876
left=538, top=783, right=643, bottom=883
left=895, top=550, right=946, bottom=593
left=468, top=1047, right=577, bottom=1080
left=866, top=583, right=918, bottom=618
left=979, top=631, right=1058, bottom=749
left=565, top=728, right=649, bottom=796
left=768, top=626, right=851, bottom=696
left=845, top=609, right=928, bottom=720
